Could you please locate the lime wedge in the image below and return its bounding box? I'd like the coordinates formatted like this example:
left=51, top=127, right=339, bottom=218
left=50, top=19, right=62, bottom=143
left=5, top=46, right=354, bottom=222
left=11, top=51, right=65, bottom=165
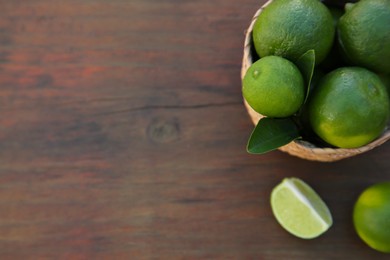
left=270, top=178, right=333, bottom=239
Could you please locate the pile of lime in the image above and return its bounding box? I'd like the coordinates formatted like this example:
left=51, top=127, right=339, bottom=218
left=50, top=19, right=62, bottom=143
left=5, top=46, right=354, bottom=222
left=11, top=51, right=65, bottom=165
left=242, top=0, right=390, bottom=253
left=242, top=0, right=390, bottom=150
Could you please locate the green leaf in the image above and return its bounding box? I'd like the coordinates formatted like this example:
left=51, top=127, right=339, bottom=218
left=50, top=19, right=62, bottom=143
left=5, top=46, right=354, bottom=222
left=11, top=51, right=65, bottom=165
left=295, top=49, right=315, bottom=103
left=247, top=117, right=301, bottom=154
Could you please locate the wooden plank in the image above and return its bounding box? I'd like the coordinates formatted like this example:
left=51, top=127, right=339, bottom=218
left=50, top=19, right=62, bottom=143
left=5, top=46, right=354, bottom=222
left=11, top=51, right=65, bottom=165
left=0, top=0, right=389, bottom=259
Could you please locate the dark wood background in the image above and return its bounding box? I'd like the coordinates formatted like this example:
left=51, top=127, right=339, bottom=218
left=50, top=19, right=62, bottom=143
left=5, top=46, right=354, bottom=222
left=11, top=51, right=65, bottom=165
left=0, top=0, right=389, bottom=259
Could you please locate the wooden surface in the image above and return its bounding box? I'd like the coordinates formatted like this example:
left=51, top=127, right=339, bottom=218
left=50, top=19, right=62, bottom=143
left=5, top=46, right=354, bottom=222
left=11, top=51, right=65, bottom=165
left=0, top=0, right=389, bottom=259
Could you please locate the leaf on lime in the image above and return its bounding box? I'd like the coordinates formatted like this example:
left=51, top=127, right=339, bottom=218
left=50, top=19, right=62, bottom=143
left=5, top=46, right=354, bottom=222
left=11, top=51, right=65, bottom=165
left=295, top=49, right=315, bottom=103
left=247, top=117, right=301, bottom=154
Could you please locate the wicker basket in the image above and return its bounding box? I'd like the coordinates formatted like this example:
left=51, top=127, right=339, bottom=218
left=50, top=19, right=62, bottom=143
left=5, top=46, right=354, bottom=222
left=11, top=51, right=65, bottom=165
left=241, top=0, right=390, bottom=162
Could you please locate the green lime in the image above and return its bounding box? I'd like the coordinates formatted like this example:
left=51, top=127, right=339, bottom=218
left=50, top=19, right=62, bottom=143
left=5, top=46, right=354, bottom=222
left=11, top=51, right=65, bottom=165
left=353, top=182, right=390, bottom=253
left=308, top=67, right=390, bottom=148
left=253, top=0, right=335, bottom=64
left=271, top=178, right=333, bottom=239
left=337, top=0, right=390, bottom=74
left=242, top=56, right=304, bottom=118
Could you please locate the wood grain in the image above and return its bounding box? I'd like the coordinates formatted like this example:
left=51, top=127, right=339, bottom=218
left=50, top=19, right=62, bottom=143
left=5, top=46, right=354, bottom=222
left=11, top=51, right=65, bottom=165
left=0, top=0, right=389, bottom=259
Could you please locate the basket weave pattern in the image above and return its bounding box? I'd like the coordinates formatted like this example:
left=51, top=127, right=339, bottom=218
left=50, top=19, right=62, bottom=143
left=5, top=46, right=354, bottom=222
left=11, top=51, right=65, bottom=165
left=241, top=1, right=390, bottom=162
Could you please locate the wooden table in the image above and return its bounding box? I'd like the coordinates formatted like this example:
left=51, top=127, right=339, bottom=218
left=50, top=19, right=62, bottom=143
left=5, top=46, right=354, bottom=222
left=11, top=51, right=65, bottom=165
left=0, top=0, right=389, bottom=259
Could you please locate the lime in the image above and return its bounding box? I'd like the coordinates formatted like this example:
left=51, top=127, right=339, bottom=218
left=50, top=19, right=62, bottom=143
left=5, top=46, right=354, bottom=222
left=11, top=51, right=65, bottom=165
left=242, top=56, right=304, bottom=118
left=353, top=182, right=390, bottom=253
left=271, top=178, right=333, bottom=239
left=308, top=67, right=390, bottom=148
left=337, top=0, right=390, bottom=74
left=253, top=0, right=335, bottom=64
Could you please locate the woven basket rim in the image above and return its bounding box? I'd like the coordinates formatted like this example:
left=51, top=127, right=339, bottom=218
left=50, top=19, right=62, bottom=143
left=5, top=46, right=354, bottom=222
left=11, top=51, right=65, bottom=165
left=241, top=0, right=390, bottom=162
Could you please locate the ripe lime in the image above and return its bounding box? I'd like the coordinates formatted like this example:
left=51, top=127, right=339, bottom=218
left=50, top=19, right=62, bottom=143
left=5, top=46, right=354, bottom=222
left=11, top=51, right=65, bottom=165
left=271, top=178, right=333, bottom=239
left=337, top=0, right=390, bottom=74
left=242, top=56, right=304, bottom=118
left=308, top=67, right=390, bottom=148
left=353, top=182, right=390, bottom=253
left=253, top=0, right=335, bottom=64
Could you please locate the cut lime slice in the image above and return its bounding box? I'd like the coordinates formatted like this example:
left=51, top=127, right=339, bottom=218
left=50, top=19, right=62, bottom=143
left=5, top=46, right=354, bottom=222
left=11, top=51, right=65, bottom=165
left=270, top=177, right=333, bottom=239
